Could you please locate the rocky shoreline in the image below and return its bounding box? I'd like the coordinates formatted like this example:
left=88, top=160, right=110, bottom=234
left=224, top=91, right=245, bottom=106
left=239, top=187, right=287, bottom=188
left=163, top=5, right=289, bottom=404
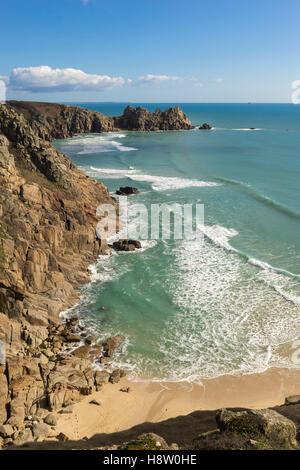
left=7, top=101, right=194, bottom=139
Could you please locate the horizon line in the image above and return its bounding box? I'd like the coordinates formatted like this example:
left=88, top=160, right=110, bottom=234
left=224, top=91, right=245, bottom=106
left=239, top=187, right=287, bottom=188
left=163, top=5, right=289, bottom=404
left=5, top=99, right=295, bottom=105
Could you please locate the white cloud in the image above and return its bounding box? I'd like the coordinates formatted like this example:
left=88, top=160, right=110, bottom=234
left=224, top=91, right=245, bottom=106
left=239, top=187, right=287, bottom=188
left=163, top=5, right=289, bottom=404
left=214, top=78, right=225, bottom=83
left=9, top=66, right=125, bottom=92
left=0, top=76, right=9, bottom=85
left=137, top=74, right=182, bottom=85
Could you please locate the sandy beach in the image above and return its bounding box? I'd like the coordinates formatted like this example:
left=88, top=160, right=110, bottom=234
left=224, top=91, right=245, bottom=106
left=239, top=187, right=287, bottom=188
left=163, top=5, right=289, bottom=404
left=54, top=368, right=300, bottom=444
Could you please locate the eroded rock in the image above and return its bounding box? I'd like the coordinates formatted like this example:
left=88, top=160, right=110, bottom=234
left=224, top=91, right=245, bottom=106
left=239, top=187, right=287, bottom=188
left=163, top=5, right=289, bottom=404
left=109, top=369, right=126, bottom=384
left=216, top=408, right=299, bottom=450
left=103, top=335, right=124, bottom=358
left=199, top=123, right=212, bottom=130
left=116, top=186, right=139, bottom=196
left=112, top=240, right=141, bottom=252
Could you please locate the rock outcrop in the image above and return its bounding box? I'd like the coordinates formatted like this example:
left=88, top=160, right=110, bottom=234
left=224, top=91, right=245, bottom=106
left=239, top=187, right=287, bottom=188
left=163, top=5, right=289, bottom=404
left=193, top=408, right=299, bottom=450
left=7, top=101, right=115, bottom=141
left=199, top=123, right=212, bottom=130
left=114, top=105, right=194, bottom=131
left=116, top=186, right=139, bottom=196
left=118, top=433, right=179, bottom=450
left=216, top=408, right=299, bottom=449
left=112, top=239, right=142, bottom=252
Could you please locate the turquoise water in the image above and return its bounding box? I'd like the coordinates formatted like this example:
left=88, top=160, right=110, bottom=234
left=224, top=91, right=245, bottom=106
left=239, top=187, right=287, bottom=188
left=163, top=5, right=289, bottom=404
left=55, top=103, right=300, bottom=382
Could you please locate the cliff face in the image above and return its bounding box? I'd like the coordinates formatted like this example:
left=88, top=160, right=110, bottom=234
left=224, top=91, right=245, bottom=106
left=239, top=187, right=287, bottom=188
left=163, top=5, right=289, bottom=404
left=0, top=103, right=118, bottom=429
left=8, top=101, right=194, bottom=136
left=114, top=105, right=194, bottom=131
left=7, top=101, right=115, bottom=141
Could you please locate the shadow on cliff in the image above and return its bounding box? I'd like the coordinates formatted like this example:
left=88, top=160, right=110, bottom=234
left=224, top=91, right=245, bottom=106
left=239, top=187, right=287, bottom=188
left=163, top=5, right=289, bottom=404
left=7, top=409, right=217, bottom=450
left=7, top=404, right=300, bottom=450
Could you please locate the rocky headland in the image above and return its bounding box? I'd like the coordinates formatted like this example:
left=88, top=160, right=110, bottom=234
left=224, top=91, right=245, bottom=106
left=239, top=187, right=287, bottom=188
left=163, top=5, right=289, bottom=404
left=7, top=101, right=194, bottom=139
left=113, top=105, right=194, bottom=131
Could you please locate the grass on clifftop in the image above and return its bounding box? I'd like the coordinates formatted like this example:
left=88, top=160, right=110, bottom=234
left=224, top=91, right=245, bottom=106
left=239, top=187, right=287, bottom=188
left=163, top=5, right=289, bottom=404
left=118, top=439, right=163, bottom=450
left=18, top=167, right=59, bottom=192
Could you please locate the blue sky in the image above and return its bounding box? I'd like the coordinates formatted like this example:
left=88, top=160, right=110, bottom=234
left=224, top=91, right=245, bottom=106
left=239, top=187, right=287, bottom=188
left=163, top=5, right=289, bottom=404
left=1, top=0, right=300, bottom=102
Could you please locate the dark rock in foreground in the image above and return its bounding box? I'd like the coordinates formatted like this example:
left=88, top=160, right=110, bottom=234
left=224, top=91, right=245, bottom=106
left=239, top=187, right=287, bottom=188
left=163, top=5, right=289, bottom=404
left=199, top=122, right=212, bottom=130
left=214, top=408, right=298, bottom=450
left=118, top=433, right=178, bottom=450
left=116, top=186, right=139, bottom=196
left=112, top=239, right=142, bottom=252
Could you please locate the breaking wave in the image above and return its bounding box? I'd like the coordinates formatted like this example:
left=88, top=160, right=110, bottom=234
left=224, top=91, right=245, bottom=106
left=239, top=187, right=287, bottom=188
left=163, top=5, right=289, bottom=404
left=58, top=133, right=138, bottom=153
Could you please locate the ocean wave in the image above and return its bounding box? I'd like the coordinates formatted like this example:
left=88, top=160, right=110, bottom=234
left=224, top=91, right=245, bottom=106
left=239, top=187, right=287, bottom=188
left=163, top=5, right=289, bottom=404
left=79, top=166, right=139, bottom=179
left=81, top=166, right=220, bottom=191
left=231, top=128, right=262, bottom=131
left=156, top=226, right=300, bottom=380
left=212, top=176, right=300, bottom=221
left=58, top=133, right=138, bottom=153
left=197, top=223, right=300, bottom=283
left=128, top=174, right=220, bottom=191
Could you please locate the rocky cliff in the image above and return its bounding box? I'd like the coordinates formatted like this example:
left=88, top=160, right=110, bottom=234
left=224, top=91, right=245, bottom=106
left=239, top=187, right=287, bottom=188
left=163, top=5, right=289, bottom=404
left=8, top=101, right=194, bottom=137
left=0, top=103, right=121, bottom=436
left=7, top=101, right=115, bottom=141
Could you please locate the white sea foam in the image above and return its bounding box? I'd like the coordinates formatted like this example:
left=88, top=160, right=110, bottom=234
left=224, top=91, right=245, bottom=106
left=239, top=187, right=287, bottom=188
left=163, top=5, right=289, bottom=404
left=196, top=223, right=239, bottom=251
left=214, top=128, right=263, bottom=131
left=154, top=227, right=300, bottom=380
left=87, top=166, right=140, bottom=179
left=231, top=128, right=262, bottom=131
left=60, top=133, right=138, bottom=153
left=80, top=166, right=219, bottom=191
left=128, top=174, right=220, bottom=191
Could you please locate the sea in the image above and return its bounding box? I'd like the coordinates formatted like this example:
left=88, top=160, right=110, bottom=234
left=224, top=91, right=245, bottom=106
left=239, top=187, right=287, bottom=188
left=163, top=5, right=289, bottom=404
left=54, top=103, right=300, bottom=383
